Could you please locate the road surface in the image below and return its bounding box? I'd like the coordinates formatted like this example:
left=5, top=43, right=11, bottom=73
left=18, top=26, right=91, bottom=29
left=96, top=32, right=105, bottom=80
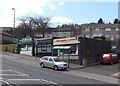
left=1, top=53, right=116, bottom=86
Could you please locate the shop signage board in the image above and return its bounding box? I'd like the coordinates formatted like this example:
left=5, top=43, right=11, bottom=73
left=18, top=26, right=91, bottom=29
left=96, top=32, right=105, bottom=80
left=53, top=37, right=80, bottom=45
left=14, top=38, right=32, bottom=44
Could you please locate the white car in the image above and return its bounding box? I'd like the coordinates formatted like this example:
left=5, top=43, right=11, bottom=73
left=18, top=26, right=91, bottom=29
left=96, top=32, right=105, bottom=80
left=40, top=56, right=68, bottom=71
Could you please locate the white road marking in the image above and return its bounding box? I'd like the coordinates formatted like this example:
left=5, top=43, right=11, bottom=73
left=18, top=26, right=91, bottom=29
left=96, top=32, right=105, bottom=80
left=0, top=74, right=29, bottom=76
left=0, top=80, right=12, bottom=86
left=8, top=78, right=59, bottom=85
left=41, top=79, right=58, bottom=84
left=0, top=70, right=13, bottom=72
left=11, top=70, right=29, bottom=76
left=7, top=79, right=41, bottom=81
left=0, top=69, right=29, bottom=76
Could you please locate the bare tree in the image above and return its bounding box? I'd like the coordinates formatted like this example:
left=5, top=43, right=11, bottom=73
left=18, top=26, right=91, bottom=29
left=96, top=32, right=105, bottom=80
left=30, top=16, right=52, bottom=37
left=13, top=16, right=52, bottom=38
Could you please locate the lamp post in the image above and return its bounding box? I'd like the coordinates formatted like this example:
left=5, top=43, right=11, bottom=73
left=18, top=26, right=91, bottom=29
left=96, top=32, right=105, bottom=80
left=12, top=8, right=15, bottom=51
left=12, top=8, right=15, bottom=29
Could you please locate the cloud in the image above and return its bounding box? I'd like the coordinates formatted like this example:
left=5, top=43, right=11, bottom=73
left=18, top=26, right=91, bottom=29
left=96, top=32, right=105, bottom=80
left=0, top=0, right=66, bottom=27
left=50, top=16, right=73, bottom=24
left=77, top=23, right=83, bottom=25
left=1, top=0, right=48, bottom=17
left=57, top=0, right=119, bottom=2
left=58, top=2, right=65, bottom=6
left=0, top=0, right=50, bottom=27
left=47, top=1, right=65, bottom=11
left=48, top=4, right=57, bottom=11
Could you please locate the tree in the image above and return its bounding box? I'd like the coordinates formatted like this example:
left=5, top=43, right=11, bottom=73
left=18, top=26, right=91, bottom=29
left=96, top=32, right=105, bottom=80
left=13, top=16, right=52, bottom=38
left=114, top=18, right=119, bottom=24
left=12, top=17, right=33, bottom=38
left=29, top=16, right=52, bottom=37
left=98, top=18, right=104, bottom=24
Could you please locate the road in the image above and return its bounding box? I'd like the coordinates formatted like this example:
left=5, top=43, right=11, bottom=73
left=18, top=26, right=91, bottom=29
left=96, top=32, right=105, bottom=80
left=1, top=53, right=117, bottom=86
left=77, top=62, right=119, bottom=76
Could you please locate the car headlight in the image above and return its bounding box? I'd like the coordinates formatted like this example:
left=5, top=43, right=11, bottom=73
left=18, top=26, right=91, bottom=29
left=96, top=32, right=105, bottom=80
left=58, top=64, right=63, bottom=66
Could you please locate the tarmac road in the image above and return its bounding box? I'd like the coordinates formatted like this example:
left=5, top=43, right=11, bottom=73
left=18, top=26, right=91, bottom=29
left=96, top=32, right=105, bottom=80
left=1, top=53, right=112, bottom=86
left=77, top=62, right=119, bottom=76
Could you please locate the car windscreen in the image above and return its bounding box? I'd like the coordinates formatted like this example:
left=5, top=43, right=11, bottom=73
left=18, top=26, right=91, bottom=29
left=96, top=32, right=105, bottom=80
left=53, top=58, right=62, bottom=62
left=103, top=54, right=110, bottom=57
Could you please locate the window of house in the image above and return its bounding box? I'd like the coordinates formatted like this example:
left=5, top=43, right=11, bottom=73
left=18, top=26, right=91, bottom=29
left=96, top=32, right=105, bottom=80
left=85, top=28, right=90, bottom=31
left=111, top=38, right=114, bottom=40
left=111, top=35, right=114, bottom=40
left=85, top=35, right=90, bottom=38
left=111, top=35, right=114, bottom=38
left=105, top=35, right=110, bottom=38
left=116, top=28, right=119, bottom=31
left=116, top=35, right=120, bottom=38
left=95, top=28, right=99, bottom=31
left=106, top=28, right=111, bottom=31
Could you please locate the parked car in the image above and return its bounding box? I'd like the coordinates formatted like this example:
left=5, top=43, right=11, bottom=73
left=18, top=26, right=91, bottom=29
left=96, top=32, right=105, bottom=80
left=100, top=53, right=120, bottom=64
left=39, top=56, right=68, bottom=70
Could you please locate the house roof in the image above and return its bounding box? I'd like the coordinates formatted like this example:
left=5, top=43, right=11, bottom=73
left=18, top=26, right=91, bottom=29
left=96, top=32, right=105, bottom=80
left=0, top=32, right=12, bottom=37
left=81, top=24, right=119, bottom=28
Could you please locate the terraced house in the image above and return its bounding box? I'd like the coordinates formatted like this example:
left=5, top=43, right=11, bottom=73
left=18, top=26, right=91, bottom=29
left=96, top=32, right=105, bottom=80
left=1, top=24, right=120, bottom=52
left=80, top=24, right=120, bottom=41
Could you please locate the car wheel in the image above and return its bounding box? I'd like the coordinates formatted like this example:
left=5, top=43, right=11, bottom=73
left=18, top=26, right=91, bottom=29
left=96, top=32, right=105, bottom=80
left=110, top=61, right=113, bottom=65
left=54, top=66, right=58, bottom=71
left=64, top=68, right=67, bottom=71
left=40, top=63, right=44, bottom=68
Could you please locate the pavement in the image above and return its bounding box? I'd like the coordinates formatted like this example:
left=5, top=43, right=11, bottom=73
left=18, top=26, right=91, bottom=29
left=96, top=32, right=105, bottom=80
left=2, top=52, right=84, bottom=69
left=1, top=52, right=120, bottom=84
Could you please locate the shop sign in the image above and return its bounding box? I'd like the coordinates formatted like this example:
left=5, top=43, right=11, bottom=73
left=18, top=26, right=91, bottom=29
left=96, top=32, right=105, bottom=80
left=14, top=38, right=32, bottom=44
left=53, top=37, right=80, bottom=45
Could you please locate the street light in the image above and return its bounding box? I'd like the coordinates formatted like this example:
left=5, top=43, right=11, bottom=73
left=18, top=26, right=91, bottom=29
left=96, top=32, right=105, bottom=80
left=12, top=8, right=15, bottom=45
left=12, top=8, right=15, bottom=29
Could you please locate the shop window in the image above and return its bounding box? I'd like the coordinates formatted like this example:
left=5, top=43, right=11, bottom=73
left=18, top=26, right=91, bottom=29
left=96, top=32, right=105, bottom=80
left=37, top=44, right=52, bottom=53
left=27, top=45, right=32, bottom=51
left=47, top=47, right=51, bottom=53
left=37, top=48, right=42, bottom=53
left=70, top=46, right=76, bottom=54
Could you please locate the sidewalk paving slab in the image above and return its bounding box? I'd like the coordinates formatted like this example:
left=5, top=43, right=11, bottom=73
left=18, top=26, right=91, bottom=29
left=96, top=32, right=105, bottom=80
left=62, top=70, right=119, bottom=84
left=110, top=72, right=120, bottom=78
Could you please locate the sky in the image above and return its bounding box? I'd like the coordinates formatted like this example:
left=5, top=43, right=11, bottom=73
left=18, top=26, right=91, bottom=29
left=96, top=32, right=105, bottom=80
left=0, top=0, right=119, bottom=27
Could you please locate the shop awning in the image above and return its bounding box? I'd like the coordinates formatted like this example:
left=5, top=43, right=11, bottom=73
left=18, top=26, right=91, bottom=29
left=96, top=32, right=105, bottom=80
left=53, top=46, right=71, bottom=50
